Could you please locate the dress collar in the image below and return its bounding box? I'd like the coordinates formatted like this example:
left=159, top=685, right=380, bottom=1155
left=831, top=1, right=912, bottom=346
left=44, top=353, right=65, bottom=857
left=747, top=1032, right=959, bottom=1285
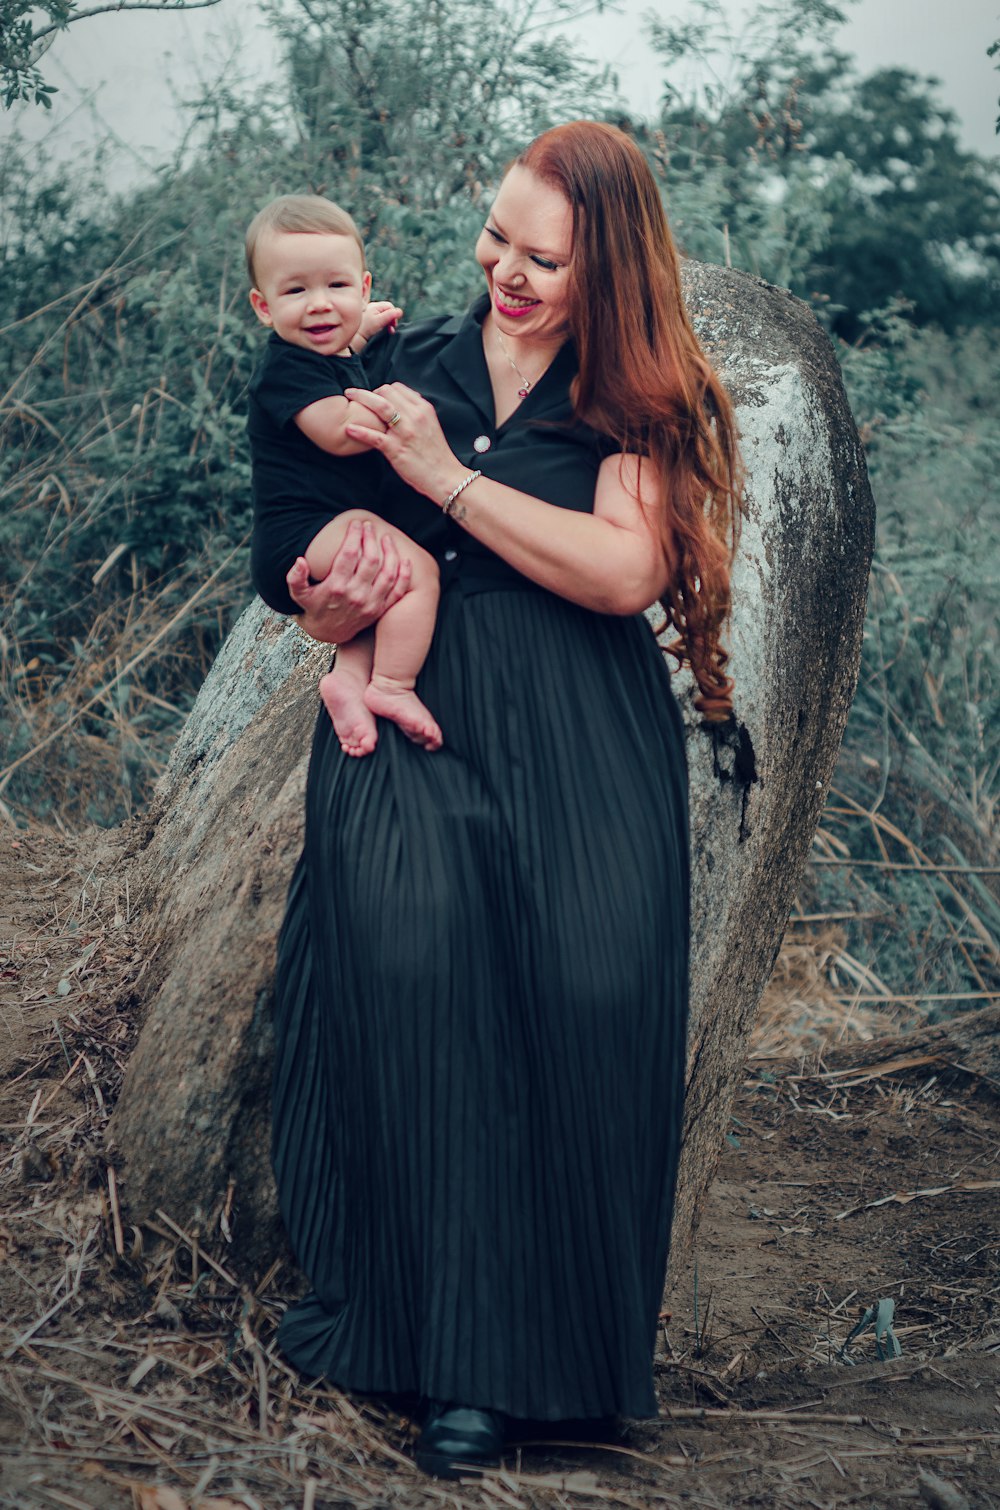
left=438, top=292, right=578, bottom=432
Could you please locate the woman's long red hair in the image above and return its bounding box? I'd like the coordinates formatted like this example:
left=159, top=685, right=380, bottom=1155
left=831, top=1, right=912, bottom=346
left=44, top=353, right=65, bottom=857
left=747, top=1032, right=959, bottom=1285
left=516, top=122, right=743, bottom=720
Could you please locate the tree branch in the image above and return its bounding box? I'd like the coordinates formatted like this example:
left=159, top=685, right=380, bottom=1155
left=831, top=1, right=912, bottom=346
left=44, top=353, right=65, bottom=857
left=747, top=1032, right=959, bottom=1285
left=29, top=0, right=224, bottom=52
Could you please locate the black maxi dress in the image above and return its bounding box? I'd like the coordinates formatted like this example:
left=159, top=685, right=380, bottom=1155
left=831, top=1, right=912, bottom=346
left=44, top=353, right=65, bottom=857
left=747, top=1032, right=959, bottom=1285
left=269, top=296, right=690, bottom=1422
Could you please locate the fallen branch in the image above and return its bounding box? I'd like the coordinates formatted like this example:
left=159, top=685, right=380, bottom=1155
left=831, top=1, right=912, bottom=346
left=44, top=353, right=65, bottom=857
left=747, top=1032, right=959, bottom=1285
left=836, top=1180, right=1000, bottom=1221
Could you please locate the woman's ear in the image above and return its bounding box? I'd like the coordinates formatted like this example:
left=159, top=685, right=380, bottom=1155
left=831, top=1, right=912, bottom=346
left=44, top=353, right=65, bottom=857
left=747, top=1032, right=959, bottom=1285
left=249, top=287, right=273, bottom=327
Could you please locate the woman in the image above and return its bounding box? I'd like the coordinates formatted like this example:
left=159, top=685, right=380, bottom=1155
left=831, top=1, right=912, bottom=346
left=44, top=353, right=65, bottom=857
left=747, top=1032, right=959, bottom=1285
left=269, top=121, right=742, bottom=1477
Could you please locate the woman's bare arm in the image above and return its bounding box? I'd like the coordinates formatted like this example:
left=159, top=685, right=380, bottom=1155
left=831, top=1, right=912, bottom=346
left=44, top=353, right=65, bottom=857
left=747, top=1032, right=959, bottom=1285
left=343, top=384, right=672, bottom=616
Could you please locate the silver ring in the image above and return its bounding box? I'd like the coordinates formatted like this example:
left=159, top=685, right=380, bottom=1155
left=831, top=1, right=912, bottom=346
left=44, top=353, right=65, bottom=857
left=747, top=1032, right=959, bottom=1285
left=387, top=410, right=402, bottom=428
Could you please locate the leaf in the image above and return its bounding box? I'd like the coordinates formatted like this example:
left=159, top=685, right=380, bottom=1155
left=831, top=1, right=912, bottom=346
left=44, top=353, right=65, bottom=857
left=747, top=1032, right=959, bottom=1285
left=126, top=1354, right=159, bottom=1388
left=132, top=1487, right=188, bottom=1510
left=841, top=1296, right=902, bottom=1363
left=65, top=937, right=100, bottom=976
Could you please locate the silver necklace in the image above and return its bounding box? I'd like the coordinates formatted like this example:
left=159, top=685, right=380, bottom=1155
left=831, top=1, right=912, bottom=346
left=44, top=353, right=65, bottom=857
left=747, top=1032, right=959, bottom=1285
left=496, top=328, right=546, bottom=399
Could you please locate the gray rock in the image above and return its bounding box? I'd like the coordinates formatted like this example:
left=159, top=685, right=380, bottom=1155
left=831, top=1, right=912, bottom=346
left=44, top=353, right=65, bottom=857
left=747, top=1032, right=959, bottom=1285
left=109, top=262, right=874, bottom=1274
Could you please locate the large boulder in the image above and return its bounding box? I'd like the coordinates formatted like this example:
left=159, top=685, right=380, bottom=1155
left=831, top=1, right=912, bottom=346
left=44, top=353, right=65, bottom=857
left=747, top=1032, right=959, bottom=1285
left=109, top=262, right=874, bottom=1273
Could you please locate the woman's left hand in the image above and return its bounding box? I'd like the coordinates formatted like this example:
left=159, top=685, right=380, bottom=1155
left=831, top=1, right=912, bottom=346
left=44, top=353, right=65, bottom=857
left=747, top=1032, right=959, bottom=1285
left=344, top=384, right=468, bottom=504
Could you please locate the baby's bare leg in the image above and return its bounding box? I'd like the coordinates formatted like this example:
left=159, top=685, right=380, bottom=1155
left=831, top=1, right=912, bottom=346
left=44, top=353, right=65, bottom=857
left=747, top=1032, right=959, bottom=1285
left=304, top=513, right=361, bottom=583
left=305, top=511, right=441, bottom=753
left=362, top=535, right=441, bottom=751
left=319, top=630, right=377, bottom=757
left=305, top=516, right=378, bottom=755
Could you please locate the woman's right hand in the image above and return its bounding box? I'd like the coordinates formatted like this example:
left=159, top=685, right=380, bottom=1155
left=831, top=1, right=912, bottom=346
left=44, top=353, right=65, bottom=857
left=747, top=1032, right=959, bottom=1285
left=286, top=519, right=412, bottom=643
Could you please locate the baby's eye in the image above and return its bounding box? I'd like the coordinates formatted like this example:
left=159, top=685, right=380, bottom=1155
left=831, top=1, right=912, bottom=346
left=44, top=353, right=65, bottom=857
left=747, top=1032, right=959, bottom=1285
left=329, top=280, right=347, bottom=288
left=531, top=255, right=560, bottom=271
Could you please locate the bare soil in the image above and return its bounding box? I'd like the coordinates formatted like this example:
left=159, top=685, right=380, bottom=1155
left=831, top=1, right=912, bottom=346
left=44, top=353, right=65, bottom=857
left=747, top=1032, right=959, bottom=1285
left=1, top=826, right=997, bottom=1510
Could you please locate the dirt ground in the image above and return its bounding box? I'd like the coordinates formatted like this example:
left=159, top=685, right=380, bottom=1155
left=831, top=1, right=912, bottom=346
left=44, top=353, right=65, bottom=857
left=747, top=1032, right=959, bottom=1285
left=1, top=825, right=997, bottom=1510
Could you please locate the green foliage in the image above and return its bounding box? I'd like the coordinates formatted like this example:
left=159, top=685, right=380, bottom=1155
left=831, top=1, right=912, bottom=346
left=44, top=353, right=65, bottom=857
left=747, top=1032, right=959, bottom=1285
left=807, top=70, right=1000, bottom=332
left=0, top=2, right=225, bottom=110
left=251, top=0, right=615, bottom=313
left=0, top=129, right=277, bottom=821
left=0, top=0, right=615, bottom=823
left=0, top=0, right=69, bottom=107
left=808, top=310, right=999, bottom=1007
left=642, top=0, right=1000, bottom=336
left=630, top=0, right=999, bottom=1005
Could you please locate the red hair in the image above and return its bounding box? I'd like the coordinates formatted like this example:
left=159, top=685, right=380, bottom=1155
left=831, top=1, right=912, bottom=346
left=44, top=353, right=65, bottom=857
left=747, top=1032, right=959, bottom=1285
left=516, top=122, right=743, bottom=720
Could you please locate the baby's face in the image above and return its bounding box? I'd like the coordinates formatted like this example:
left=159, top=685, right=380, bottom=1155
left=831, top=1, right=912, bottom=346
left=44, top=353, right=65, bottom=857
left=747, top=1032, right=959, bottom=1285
left=249, top=230, right=372, bottom=356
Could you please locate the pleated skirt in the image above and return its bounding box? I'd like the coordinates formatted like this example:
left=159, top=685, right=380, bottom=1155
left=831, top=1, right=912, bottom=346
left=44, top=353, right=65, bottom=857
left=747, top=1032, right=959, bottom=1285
left=271, top=584, right=689, bottom=1420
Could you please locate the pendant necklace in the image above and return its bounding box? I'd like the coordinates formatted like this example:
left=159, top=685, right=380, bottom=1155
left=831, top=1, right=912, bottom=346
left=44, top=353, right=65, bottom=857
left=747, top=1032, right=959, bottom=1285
left=496, top=328, right=546, bottom=399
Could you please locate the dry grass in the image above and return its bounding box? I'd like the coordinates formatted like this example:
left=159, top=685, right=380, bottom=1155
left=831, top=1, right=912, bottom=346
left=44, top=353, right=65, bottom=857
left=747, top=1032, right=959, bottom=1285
left=0, top=556, right=248, bottom=830
left=751, top=780, right=1000, bottom=1061
left=1, top=833, right=998, bottom=1508
left=0, top=230, right=253, bottom=832
left=2, top=662, right=998, bottom=1503
left=752, top=922, right=914, bottom=1058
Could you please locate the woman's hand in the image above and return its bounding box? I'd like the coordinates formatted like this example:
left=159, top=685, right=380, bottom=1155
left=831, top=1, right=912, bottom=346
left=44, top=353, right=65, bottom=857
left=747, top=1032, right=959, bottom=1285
left=344, top=384, right=469, bottom=504
left=286, top=519, right=412, bottom=643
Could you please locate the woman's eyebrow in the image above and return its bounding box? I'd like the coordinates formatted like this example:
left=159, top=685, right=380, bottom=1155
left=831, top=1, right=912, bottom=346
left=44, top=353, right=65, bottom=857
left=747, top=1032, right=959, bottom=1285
left=488, top=214, right=568, bottom=261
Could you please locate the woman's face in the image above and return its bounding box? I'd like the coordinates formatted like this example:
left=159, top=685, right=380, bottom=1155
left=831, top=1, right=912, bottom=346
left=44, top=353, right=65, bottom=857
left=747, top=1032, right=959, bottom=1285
left=475, top=165, right=574, bottom=346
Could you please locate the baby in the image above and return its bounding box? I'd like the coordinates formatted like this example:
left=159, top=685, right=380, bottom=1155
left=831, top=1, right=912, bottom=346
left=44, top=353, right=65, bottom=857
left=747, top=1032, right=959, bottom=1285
left=246, top=194, right=441, bottom=756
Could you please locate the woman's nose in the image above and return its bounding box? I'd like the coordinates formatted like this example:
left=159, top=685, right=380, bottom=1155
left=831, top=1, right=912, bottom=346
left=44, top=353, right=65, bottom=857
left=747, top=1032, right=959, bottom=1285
left=494, top=250, right=526, bottom=286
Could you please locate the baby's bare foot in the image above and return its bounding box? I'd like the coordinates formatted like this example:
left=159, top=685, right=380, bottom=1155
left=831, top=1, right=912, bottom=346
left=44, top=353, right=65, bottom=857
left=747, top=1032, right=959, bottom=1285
left=364, top=679, right=443, bottom=751
left=320, top=669, right=378, bottom=757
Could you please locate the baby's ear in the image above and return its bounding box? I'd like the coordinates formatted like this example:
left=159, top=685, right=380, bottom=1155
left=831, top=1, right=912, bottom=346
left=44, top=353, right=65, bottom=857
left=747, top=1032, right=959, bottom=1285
left=361, top=270, right=373, bottom=303
left=249, top=287, right=273, bottom=326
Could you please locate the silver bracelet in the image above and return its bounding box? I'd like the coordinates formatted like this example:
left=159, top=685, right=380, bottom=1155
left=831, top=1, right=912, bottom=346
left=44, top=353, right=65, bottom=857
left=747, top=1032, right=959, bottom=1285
left=441, top=469, right=481, bottom=517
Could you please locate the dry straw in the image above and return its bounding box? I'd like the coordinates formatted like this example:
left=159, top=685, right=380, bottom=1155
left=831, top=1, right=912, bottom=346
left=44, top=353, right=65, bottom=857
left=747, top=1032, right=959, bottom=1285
left=2, top=834, right=997, bottom=1508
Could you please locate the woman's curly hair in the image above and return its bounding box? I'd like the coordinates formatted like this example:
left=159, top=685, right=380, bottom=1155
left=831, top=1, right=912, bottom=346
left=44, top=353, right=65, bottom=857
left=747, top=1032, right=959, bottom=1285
left=516, top=122, right=744, bottom=720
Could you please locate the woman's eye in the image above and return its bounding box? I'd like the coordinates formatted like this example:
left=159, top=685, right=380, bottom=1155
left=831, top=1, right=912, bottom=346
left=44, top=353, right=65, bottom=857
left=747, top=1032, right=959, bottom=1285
left=485, top=226, right=506, bottom=244
left=531, top=255, right=559, bottom=271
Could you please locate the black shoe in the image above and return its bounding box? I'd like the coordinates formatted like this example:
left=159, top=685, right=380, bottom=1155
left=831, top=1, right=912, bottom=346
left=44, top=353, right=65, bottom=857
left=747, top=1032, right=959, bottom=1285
left=415, top=1401, right=505, bottom=1478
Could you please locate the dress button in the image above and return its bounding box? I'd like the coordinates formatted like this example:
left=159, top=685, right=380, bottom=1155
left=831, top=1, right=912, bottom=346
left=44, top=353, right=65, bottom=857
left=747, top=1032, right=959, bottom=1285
left=473, top=434, right=492, bottom=454
left=443, top=549, right=458, bottom=562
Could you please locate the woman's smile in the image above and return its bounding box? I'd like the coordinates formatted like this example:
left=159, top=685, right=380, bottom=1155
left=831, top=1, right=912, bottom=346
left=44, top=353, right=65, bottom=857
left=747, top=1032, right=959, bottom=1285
left=493, top=287, right=541, bottom=317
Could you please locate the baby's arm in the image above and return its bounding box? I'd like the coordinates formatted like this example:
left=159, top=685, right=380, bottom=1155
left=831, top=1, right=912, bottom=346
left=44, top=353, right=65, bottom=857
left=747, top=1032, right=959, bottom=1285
left=352, top=300, right=402, bottom=351
left=294, top=301, right=401, bottom=456
left=297, top=295, right=404, bottom=453
left=294, top=395, right=384, bottom=458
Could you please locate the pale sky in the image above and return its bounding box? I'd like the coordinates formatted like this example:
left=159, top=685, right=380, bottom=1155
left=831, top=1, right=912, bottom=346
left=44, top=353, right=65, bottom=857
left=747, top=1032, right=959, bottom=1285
left=4, top=0, right=999, bottom=189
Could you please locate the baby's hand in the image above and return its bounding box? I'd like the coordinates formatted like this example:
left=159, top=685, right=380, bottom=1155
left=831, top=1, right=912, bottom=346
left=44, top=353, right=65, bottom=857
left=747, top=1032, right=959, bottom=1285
left=355, top=300, right=403, bottom=349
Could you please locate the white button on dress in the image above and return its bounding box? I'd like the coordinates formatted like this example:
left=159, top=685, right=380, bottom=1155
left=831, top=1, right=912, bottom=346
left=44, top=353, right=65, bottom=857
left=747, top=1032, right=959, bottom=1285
left=473, top=435, right=492, bottom=454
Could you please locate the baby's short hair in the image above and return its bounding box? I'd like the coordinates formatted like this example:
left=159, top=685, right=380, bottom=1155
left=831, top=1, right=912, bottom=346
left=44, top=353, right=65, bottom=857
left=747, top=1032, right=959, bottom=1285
left=245, top=194, right=365, bottom=285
